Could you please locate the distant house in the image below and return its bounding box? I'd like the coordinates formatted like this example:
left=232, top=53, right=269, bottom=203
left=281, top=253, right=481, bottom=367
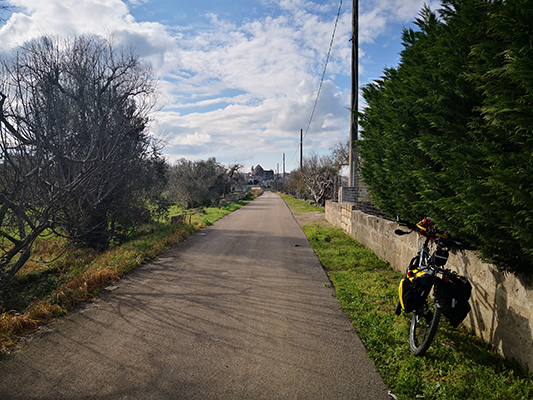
left=263, top=170, right=274, bottom=180
left=251, top=164, right=274, bottom=182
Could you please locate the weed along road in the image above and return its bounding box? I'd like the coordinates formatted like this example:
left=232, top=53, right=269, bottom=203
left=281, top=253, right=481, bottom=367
left=0, top=191, right=390, bottom=400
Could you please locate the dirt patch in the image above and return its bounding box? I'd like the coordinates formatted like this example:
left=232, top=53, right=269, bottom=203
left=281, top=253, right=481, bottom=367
left=292, top=211, right=332, bottom=228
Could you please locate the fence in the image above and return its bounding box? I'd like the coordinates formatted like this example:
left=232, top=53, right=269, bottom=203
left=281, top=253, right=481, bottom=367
left=336, top=183, right=389, bottom=220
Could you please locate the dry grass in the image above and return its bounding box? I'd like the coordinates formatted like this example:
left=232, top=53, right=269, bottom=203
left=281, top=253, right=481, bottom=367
left=0, top=223, right=198, bottom=350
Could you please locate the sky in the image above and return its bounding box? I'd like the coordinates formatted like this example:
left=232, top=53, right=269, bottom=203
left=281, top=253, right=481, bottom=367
left=0, top=0, right=441, bottom=173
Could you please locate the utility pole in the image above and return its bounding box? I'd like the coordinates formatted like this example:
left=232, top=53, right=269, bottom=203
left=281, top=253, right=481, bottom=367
left=300, top=128, right=303, bottom=169
left=348, top=0, right=359, bottom=189
left=283, top=153, right=286, bottom=181
left=276, top=163, right=279, bottom=191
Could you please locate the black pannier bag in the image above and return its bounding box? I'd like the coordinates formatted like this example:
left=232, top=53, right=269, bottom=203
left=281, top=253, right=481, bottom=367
left=440, top=274, right=472, bottom=327
left=430, top=247, right=449, bottom=266
left=399, top=257, right=433, bottom=313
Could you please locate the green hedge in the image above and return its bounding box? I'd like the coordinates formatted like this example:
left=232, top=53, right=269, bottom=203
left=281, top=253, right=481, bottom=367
left=358, top=0, right=533, bottom=275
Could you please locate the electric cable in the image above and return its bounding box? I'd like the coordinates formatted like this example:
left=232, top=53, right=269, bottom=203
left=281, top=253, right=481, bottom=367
left=290, top=0, right=344, bottom=165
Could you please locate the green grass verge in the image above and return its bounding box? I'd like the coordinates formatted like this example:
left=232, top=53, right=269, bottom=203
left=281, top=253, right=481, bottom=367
left=279, top=193, right=325, bottom=213
left=282, top=195, right=533, bottom=400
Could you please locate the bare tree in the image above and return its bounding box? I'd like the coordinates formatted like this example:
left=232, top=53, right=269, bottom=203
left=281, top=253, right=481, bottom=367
left=295, top=153, right=340, bottom=205
left=330, top=138, right=349, bottom=169
left=0, top=34, right=161, bottom=279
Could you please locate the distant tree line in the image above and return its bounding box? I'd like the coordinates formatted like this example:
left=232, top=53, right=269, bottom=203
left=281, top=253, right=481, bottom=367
left=167, top=158, right=246, bottom=209
left=358, top=0, right=533, bottom=275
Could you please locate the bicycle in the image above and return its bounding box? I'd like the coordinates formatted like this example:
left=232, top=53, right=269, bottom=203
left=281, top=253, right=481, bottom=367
left=394, top=217, right=472, bottom=356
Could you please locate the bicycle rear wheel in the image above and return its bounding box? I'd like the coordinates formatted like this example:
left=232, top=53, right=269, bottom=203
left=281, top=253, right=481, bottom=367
left=409, top=298, right=441, bottom=356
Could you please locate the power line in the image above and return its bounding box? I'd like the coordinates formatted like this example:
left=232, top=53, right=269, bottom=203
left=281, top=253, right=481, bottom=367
left=304, top=0, right=344, bottom=141
left=290, top=0, right=344, bottom=165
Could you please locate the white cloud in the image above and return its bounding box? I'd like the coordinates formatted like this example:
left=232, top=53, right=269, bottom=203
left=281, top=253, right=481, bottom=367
left=358, top=0, right=441, bottom=44
left=173, top=131, right=212, bottom=146
left=0, top=0, right=176, bottom=69
left=0, top=0, right=435, bottom=170
left=1, top=0, right=128, bottom=44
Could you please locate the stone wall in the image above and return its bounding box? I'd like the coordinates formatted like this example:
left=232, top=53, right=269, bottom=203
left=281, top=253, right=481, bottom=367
left=325, top=200, right=533, bottom=372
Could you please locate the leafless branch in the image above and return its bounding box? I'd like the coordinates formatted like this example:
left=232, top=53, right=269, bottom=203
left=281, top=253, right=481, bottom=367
left=0, top=34, right=162, bottom=278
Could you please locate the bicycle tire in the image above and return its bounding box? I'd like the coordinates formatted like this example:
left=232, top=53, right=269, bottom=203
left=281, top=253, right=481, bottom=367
left=409, top=299, right=441, bottom=356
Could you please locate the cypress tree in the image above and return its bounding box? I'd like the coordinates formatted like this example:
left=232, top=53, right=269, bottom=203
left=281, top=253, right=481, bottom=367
left=359, top=0, right=533, bottom=275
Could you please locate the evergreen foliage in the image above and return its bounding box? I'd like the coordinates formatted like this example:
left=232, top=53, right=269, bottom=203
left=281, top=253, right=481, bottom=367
left=168, top=158, right=227, bottom=209
left=358, top=0, right=533, bottom=275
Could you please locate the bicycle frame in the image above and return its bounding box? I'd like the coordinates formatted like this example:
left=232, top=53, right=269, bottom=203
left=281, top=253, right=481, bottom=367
left=413, top=235, right=433, bottom=273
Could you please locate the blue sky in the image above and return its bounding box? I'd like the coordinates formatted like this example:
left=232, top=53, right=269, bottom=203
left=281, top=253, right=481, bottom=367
left=0, top=0, right=440, bottom=172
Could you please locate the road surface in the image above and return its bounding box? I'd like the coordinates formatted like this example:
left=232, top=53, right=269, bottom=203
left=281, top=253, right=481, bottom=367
left=0, top=191, right=390, bottom=399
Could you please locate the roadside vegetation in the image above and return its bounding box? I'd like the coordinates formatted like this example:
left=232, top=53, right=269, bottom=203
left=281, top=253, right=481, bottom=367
left=0, top=196, right=254, bottom=351
left=282, top=195, right=533, bottom=400
left=0, top=33, right=249, bottom=310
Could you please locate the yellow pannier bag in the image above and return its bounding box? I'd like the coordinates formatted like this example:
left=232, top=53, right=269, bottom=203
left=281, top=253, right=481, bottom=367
left=399, top=265, right=433, bottom=313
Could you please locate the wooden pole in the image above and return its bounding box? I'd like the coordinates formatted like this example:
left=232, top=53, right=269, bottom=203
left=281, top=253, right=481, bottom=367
left=300, top=128, right=303, bottom=169
left=348, top=0, right=359, bottom=189
left=283, top=153, right=286, bottom=181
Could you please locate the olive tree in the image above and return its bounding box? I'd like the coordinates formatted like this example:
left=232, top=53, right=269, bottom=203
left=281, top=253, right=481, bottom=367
left=168, top=158, right=226, bottom=209
left=168, top=159, right=248, bottom=209
left=0, top=34, right=162, bottom=279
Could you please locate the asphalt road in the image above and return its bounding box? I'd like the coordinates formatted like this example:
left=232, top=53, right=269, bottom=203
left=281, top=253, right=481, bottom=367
left=0, top=191, right=390, bottom=400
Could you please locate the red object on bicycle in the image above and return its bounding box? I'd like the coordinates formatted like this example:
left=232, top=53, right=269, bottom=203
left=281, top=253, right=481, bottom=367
left=420, top=217, right=433, bottom=229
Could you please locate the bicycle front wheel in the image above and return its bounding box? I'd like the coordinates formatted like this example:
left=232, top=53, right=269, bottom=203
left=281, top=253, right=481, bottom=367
left=409, top=299, right=441, bottom=356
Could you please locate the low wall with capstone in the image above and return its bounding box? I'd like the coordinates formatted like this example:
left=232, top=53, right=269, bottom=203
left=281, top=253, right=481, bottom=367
left=325, top=200, right=533, bottom=372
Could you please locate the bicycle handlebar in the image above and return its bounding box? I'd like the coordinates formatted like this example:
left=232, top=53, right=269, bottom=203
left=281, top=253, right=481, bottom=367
left=394, top=216, right=466, bottom=248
